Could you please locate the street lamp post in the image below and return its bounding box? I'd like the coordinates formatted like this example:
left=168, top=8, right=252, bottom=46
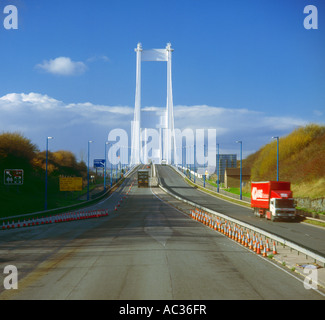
left=45, top=136, right=54, bottom=210
left=107, top=142, right=113, bottom=187
left=116, top=162, right=118, bottom=184
left=186, top=145, right=189, bottom=178
left=217, top=143, right=219, bottom=193
left=236, top=140, right=242, bottom=200
left=194, top=143, right=196, bottom=183
left=272, top=136, right=279, bottom=181
left=104, top=142, right=108, bottom=190
left=203, top=144, right=206, bottom=188
left=182, top=146, right=185, bottom=174
left=87, top=140, right=93, bottom=201
left=188, top=146, right=192, bottom=181
left=110, top=150, right=113, bottom=187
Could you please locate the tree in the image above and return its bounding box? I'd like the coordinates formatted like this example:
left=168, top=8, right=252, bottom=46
left=0, top=132, right=38, bottom=169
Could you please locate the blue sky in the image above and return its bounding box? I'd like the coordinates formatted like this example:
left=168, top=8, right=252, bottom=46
left=0, top=0, right=324, bottom=164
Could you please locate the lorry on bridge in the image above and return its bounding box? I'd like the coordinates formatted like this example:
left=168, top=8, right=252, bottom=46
left=251, top=181, right=296, bottom=221
left=138, top=169, right=149, bottom=188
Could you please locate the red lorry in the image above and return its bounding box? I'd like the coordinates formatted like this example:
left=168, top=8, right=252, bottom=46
left=251, top=181, right=296, bottom=221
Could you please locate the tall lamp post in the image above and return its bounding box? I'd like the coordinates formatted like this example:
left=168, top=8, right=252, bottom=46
left=107, top=142, right=113, bottom=188
left=182, top=146, right=185, bottom=174
left=203, top=143, right=206, bottom=188
left=272, top=136, right=279, bottom=181
left=236, top=140, right=242, bottom=200
left=104, top=141, right=108, bottom=190
left=45, top=136, right=54, bottom=210
left=194, top=141, right=196, bottom=183
left=110, top=145, right=113, bottom=187
left=87, top=140, right=93, bottom=201
left=216, top=143, right=220, bottom=193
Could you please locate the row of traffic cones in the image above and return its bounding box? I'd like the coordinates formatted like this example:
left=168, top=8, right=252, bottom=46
left=190, top=208, right=278, bottom=256
left=114, top=181, right=134, bottom=212
left=1, top=208, right=109, bottom=230
left=1, top=179, right=136, bottom=231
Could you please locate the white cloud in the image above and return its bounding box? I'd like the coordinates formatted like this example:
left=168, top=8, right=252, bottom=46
left=0, top=93, right=133, bottom=158
left=171, top=104, right=310, bottom=156
left=0, top=92, right=316, bottom=160
left=36, top=57, right=87, bottom=76
left=313, top=110, right=323, bottom=117
left=86, top=55, right=110, bottom=63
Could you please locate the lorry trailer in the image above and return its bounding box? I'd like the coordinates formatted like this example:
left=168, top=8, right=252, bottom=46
left=251, top=181, right=296, bottom=221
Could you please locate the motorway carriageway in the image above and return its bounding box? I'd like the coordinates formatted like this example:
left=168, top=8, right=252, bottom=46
left=0, top=167, right=324, bottom=300
left=157, top=165, right=325, bottom=258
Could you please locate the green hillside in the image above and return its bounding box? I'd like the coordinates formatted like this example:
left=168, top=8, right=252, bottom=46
left=243, top=124, right=325, bottom=198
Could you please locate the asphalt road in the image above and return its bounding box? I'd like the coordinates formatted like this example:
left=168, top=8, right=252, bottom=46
left=0, top=168, right=323, bottom=300
left=157, top=165, right=325, bottom=257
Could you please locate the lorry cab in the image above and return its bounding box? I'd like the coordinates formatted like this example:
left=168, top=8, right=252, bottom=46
left=268, top=197, right=296, bottom=221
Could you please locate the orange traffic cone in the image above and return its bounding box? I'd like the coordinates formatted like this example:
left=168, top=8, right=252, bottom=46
left=256, top=242, right=261, bottom=254
left=273, top=241, right=278, bottom=254
left=252, top=234, right=256, bottom=246
left=241, top=234, right=246, bottom=245
left=238, top=230, right=245, bottom=244
left=265, top=239, right=271, bottom=252
left=262, top=245, right=267, bottom=257
left=260, top=238, right=264, bottom=250
left=249, top=238, right=253, bottom=250
left=237, top=228, right=240, bottom=242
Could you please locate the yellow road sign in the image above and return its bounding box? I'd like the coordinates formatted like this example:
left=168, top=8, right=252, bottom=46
left=59, top=177, right=83, bottom=191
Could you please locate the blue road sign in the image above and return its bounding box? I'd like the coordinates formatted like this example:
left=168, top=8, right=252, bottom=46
left=94, top=159, right=105, bottom=168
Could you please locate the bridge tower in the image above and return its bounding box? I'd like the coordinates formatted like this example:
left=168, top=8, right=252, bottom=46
left=131, top=43, right=177, bottom=165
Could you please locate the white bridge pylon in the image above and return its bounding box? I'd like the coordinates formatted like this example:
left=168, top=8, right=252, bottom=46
left=130, top=42, right=177, bottom=165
